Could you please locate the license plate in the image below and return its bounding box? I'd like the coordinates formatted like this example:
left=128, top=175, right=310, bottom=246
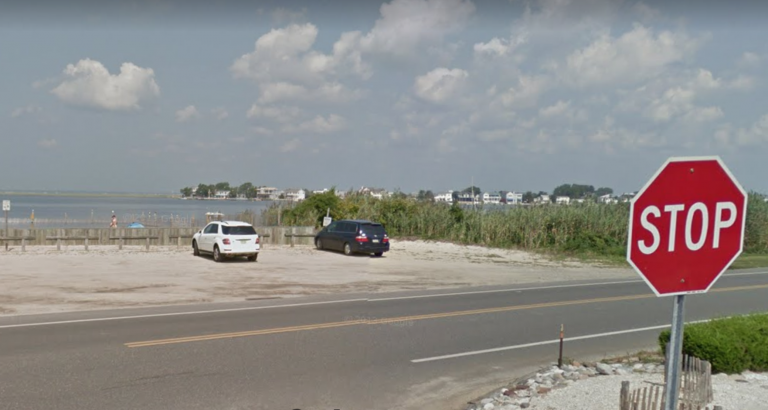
left=372, top=239, right=379, bottom=243
left=239, top=239, right=249, bottom=243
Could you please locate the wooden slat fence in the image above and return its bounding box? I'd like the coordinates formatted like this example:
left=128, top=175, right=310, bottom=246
left=620, top=354, right=715, bottom=410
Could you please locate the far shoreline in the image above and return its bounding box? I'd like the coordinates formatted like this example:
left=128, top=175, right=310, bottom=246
left=0, top=191, right=179, bottom=199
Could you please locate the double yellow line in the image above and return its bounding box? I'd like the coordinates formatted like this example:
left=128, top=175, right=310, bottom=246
left=125, top=283, right=768, bottom=348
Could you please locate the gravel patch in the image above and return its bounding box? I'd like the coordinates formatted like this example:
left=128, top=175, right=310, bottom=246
left=466, top=361, right=768, bottom=410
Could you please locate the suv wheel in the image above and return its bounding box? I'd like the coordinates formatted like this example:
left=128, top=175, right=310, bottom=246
left=343, top=242, right=352, bottom=256
left=248, top=254, right=258, bottom=262
left=316, top=238, right=323, bottom=250
left=193, top=241, right=200, bottom=256
left=213, top=246, right=222, bottom=262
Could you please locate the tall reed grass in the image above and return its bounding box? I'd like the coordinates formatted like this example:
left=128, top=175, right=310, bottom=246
left=260, top=191, right=768, bottom=257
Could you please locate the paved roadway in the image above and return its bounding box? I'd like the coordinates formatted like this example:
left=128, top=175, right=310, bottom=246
left=1, top=270, right=767, bottom=410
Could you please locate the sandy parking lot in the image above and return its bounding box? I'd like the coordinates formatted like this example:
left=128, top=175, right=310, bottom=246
left=0, top=240, right=634, bottom=316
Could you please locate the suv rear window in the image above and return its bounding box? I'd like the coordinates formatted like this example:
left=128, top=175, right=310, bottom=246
left=360, top=223, right=386, bottom=235
left=222, top=226, right=257, bottom=235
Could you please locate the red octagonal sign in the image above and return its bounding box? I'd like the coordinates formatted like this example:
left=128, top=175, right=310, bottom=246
left=627, top=156, right=747, bottom=296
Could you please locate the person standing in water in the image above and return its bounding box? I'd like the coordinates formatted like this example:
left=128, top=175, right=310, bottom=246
left=110, top=214, right=117, bottom=228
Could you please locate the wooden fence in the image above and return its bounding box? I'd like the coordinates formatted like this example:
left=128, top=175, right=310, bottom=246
left=620, top=355, right=715, bottom=410
left=0, top=226, right=317, bottom=248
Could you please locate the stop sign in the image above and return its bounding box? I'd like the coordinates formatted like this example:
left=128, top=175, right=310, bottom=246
left=627, top=156, right=747, bottom=296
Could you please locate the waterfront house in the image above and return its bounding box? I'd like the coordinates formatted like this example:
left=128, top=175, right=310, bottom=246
left=434, top=190, right=454, bottom=203
left=257, top=187, right=278, bottom=200
left=483, top=192, right=501, bottom=204
left=214, top=190, right=230, bottom=199
left=555, top=196, right=570, bottom=205
left=284, top=189, right=306, bottom=202
left=505, top=191, right=523, bottom=204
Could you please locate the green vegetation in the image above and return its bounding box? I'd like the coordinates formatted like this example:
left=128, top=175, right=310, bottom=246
left=262, top=190, right=768, bottom=264
left=659, top=313, right=768, bottom=374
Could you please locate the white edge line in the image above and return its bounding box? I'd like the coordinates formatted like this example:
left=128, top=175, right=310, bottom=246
left=369, top=280, right=643, bottom=302
left=370, top=271, right=768, bottom=302
left=412, top=318, right=717, bottom=363
left=1, top=271, right=765, bottom=329
left=0, top=298, right=368, bottom=329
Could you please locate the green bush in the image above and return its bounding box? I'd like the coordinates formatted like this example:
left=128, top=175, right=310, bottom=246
left=658, top=313, right=768, bottom=374
left=259, top=192, right=768, bottom=258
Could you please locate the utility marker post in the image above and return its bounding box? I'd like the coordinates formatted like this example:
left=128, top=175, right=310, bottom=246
left=2, top=200, right=10, bottom=251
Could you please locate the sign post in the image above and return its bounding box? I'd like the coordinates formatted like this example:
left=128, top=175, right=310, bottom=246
left=2, top=200, right=10, bottom=251
left=626, top=156, right=747, bottom=410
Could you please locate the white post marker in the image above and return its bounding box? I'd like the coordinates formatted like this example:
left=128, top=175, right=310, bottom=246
left=626, top=156, right=747, bottom=410
left=3, top=200, right=9, bottom=251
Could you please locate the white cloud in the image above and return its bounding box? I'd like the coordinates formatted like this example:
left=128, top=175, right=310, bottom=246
left=563, top=24, right=700, bottom=87
left=257, top=81, right=363, bottom=104
left=738, top=52, right=761, bottom=68
left=359, top=0, right=475, bottom=59
left=498, top=75, right=548, bottom=108
left=282, top=114, right=346, bottom=134
left=280, top=138, right=301, bottom=152
left=539, top=100, right=571, bottom=118
left=271, top=7, right=308, bottom=24
left=11, top=105, right=41, bottom=118
left=413, top=68, right=468, bottom=103
left=175, top=105, right=200, bottom=122
left=37, top=139, right=57, bottom=149
left=50, top=59, right=160, bottom=110
left=246, top=104, right=302, bottom=123
left=211, top=107, right=229, bottom=120
left=718, top=114, right=768, bottom=146
left=231, top=23, right=371, bottom=87
left=633, top=69, right=725, bottom=123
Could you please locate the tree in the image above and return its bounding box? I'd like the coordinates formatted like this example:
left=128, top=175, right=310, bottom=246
left=552, top=184, right=595, bottom=199
left=461, top=186, right=482, bottom=196
left=196, top=184, right=212, bottom=198
left=238, top=182, right=254, bottom=198
left=523, top=191, right=535, bottom=203
left=595, top=187, right=613, bottom=197
left=424, top=190, right=434, bottom=202
left=215, top=182, right=230, bottom=192
left=180, top=187, right=193, bottom=197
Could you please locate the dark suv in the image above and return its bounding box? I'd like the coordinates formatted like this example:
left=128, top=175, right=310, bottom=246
left=314, top=219, right=390, bottom=256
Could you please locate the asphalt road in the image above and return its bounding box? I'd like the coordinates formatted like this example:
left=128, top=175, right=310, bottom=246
left=1, top=270, right=768, bottom=410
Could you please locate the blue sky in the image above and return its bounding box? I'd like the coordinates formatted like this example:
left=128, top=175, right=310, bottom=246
left=1, top=0, right=767, bottom=195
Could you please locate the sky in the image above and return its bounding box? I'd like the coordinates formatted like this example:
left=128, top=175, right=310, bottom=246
left=1, top=0, right=767, bottom=195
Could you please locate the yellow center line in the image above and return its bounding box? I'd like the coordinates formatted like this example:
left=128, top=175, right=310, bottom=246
left=125, top=283, right=768, bottom=348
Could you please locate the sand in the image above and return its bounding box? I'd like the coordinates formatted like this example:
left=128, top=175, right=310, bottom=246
left=0, top=240, right=634, bottom=316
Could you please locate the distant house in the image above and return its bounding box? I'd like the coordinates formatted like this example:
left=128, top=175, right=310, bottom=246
left=574, top=198, right=585, bottom=204
left=214, top=190, right=230, bottom=199
left=505, top=191, right=523, bottom=205
left=598, top=194, right=613, bottom=204
left=335, top=190, right=347, bottom=199
left=555, top=196, right=571, bottom=205
left=313, top=188, right=329, bottom=195
left=284, top=189, right=306, bottom=202
left=483, top=192, right=501, bottom=204
left=435, top=190, right=454, bottom=203
left=257, top=187, right=278, bottom=200
left=535, top=194, right=551, bottom=204
left=370, top=189, right=389, bottom=200
left=457, top=193, right=480, bottom=205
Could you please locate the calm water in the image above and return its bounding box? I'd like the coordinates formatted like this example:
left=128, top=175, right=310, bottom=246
left=0, top=194, right=276, bottom=228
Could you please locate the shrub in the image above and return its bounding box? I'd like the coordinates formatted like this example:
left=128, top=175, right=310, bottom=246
left=658, top=312, right=768, bottom=374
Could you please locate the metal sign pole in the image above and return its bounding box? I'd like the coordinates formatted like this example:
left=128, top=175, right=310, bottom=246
left=4, top=210, right=8, bottom=251
left=663, top=294, right=686, bottom=410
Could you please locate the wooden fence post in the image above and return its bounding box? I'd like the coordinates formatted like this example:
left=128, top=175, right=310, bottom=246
left=620, top=381, right=630, bottom=410
left=21, top=238, right=26, bottom=252
left=85, top=237, right=89, bottom=251
left=146, top=237, right=150, bottom=251
left=177, top=236, right=181, bottom=248
left=57, top=238, right=61, bottom=251
left=290, top=227, right=295, bottom=248
left=119, top=237, right=123, bottom=250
